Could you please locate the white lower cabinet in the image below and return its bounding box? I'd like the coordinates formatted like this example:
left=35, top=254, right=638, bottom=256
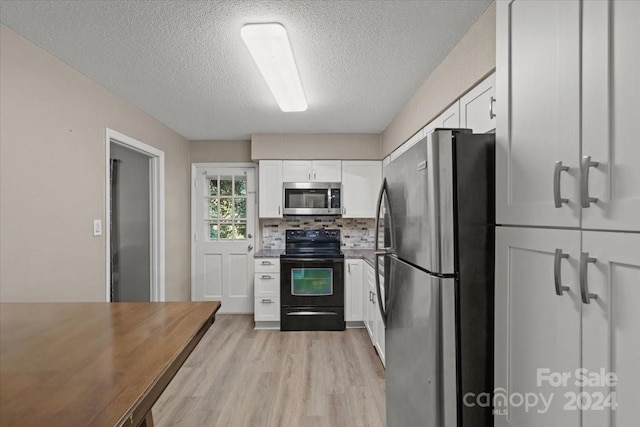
left=254, top=258, right=280, bottom=327
left=496, top=227, right=640, bottom=426
left=345, top=259, right=363, bottom=323
left=363, top=261, right=385, bottom=367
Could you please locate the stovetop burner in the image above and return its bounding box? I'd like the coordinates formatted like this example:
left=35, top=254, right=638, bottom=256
left=281, top=229, right=343, bottom=259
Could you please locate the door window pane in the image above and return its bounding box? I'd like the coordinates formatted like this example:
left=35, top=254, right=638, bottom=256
left=234, top=198, right=246, bottom=218
left=219, top=198, right=233, bottom=219
left=220, top=177, right=233, bottom=196
left=209, top=178, right=218, bottom=196
left=235, top=222, right=247, bottom=239
left=219, top=223, right=234, bottom=239
left=235, top=177, right=247, bottom=196
left=209, top=223, right=218, bottom=240
left=291, top=268, right=333, bottom=296
left=208, top=199, right=218, bottom=219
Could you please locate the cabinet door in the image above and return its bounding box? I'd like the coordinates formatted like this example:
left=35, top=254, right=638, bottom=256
left=258, top=161, right=283, bottom=218
left=312, top=160, right=341, bottom=182
left=496, top=0, right=581, bottom=227
left=363, top=264, right=375, bottom=341
left=495, top=227, right=581, bottom=427
left=282, top=160, right=312, bottom=182
left=439, top=102, right=460, bottom=129
left=582, top=0, right=640, bottom=231
left=581, top=232, right=640, bottom=427
left=341, top=161, right=382, bottom=218
left=459, top=72, right=496, bottom=133
left=423, top=102, right=460, bottom=137
left=345, top=260, right=363, bottom=322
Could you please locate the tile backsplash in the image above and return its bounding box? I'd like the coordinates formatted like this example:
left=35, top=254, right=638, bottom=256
left=261, top=217, right=375, bottom=250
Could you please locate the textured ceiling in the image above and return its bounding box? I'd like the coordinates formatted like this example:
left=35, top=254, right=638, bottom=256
left=0, top=0, right=491, bottom=140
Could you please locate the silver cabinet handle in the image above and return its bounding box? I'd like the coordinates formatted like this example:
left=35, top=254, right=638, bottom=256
left=489, top=96, right=496, bottom=119
left=278, top=205, right=281, bottom=215
left=260, top=261, right=273, bottom=265
left=314, top=170, right=317, bottom=180
left=580, top=252, right=598, bottom=304
left=260, top=275, right=273, bottom=279
left=348, top=263, right=351, bottom=274
left=553, top=161, right=570, bottom=208
left=581, top=156, right=599, bottom=208
left=553, top=249, right=570, bottom=296
left=261, top=299, right=274, bottom=303
left=308, top=171, right=311, bottom=180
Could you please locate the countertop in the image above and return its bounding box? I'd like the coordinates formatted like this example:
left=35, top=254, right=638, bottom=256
left=254, top=248, right=375, bottom=267
left=253, top=249, right=284, bottom=258
left=342, top=249, right=376, bottom=268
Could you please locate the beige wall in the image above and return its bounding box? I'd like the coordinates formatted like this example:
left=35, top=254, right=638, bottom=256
left=251, top=133, right=381, bottom=160
left=382, top=2, right=496, bottom=156
left=0, top=25, right=191, bottom=302
left=189, top=140, right=252, bottom=163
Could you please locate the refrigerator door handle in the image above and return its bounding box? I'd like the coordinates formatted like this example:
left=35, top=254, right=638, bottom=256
left=374, top=177, right=392, bottom=327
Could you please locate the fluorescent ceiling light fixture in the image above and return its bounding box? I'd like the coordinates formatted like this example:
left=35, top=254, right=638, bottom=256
left=241, top=23, right=308, bottom=112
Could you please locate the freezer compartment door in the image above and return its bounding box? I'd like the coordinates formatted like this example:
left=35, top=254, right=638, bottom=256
left=385, top=129, right=458, bottom=274
left=385, top=256, right=457, bottom=427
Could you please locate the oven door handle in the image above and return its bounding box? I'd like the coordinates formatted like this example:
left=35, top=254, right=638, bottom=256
left=280, top=258, right=344, bottom=263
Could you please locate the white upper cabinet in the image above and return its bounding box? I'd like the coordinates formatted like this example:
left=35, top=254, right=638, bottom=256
left=258, top=160, right=283, bottom=218
left=581, top=0, right=640, bottom=232
left=341, top=161, right=382, bottom=218
left=496, top=0, right=581, bottom=228
left=459, top=72, right=496, bottom=133
left=282, top=160, right=341, bottom=182
left=423, top=101, right=460, bottom=136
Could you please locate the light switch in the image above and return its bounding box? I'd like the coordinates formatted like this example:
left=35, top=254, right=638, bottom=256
left=93, top=219, right=102, bottom=236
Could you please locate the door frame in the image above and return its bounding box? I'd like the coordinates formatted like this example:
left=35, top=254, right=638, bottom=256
left=105, top=128, right=165, bottom=302
left=190, top=162, right=257, bottom=301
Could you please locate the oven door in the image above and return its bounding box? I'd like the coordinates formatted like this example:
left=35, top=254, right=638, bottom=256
left=280, top=258, right=344, bottom=308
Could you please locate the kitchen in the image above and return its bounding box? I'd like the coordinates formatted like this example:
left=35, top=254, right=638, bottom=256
left=1, top=1, right=639, bottom=426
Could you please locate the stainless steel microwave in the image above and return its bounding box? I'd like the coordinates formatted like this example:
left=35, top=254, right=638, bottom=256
left=282, top=182, right=342, bottom=215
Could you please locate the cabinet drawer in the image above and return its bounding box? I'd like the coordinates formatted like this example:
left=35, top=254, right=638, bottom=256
left=255, top=273, right=280, bottom=298
left=254, top=258, right=280, bottom=273
left=254, top=297, right=280, bottom=322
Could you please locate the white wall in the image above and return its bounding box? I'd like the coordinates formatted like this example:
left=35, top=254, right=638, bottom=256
left=382, top=1, right=496, bottom=156
left=0, top=25, right=191, bottom=302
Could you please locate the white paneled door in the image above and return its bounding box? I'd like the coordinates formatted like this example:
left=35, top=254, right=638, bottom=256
left=192, top=166, right=255, bottom=313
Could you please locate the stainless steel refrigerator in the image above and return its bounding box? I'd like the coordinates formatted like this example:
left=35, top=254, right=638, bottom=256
left=374, top=129, right=494, bottom=427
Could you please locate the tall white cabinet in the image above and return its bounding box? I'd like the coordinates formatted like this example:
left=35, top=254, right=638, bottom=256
left=495, top=1, right=640, bottom=425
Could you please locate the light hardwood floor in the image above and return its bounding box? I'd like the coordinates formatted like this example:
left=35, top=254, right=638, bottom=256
left=153, top=314, right=386, bottom=427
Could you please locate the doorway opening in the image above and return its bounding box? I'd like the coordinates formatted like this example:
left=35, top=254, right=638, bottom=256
left=105, top=129, right=165, bottom=302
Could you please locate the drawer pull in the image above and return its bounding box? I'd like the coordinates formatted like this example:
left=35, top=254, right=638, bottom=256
left=260, top=261, right=273, bottom=265
left=261, top=299, right=274, bottom=304
left=260, top=275, right=273, bottom=279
